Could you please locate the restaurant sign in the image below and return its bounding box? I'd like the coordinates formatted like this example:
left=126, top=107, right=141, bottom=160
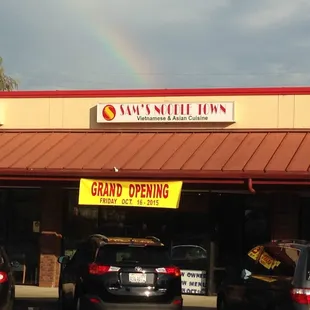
left=97, top=102, right=234, bottom=123
left=78, top=178, right=183, bottom=209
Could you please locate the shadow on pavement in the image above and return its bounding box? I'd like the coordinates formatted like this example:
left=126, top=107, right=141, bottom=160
left=14, top=298, right=215, bottom=310
left=185, top=308, right=214, bottom=310
left=14, top=298, right=58, bottom=310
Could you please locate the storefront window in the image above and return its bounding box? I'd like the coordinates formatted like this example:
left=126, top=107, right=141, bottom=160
left=0, top=190, right=7, bottom=244
left=79, top=206, right=98, bottom=220
left=243, top=195, right=271, bottom=253
left=63, top=190, right=211, bottom=254
left=2, top=188, right=41, bottom=285
left=300, top=196, right=310, bottom=240
left=210, top=193, right=271, bottom=291
left=64, top=190, right=98, bottom=256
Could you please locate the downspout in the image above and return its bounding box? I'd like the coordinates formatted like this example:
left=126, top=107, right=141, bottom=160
left=247, top=178, right=256, bottom=194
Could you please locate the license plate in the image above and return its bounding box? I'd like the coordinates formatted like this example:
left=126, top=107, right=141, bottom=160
left=129, top=273, right=147, bottom=283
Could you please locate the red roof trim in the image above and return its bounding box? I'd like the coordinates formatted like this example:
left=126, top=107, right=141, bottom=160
left=0, top=168, right=309, bottom=180
left=1, top=86, right=310, bottom=98
left=1, top=129, right=310, bottom=134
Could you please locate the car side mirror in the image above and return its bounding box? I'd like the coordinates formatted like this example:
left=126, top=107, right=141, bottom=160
left=241, top=269, right=252, bottom=280
left=57, top=255, right=70, bottom=264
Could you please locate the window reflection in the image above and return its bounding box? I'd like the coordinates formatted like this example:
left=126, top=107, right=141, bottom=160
left=64, top=190, right=211, bottom=256
left=244, top=207, right=270, bottom=253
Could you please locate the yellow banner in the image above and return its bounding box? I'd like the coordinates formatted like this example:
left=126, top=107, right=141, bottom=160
left=78, top=178, right=183, bottom=209
left=259, top=252, right=275, bottom=269
left=248, top=246, right=263, bottom=261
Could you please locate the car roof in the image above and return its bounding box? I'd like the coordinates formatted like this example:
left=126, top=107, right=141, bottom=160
left=86, top=234, right=164, bottom=247
left=106, top=237, right=164, bottom=246
left=172, top=245, right=206, bottom=250
left=265, top=239, right=310, bottom=249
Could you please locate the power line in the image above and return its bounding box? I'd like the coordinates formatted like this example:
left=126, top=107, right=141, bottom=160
left=72, top=71, right=310, bottom=77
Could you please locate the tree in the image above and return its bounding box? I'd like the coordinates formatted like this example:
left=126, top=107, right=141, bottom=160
left=0, top=57, right=18, bottom=91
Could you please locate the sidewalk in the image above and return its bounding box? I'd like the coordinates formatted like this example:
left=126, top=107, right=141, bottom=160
left=16, top=285, right=58, bottom=299
left=15, top=285, right=217, bottom=308
left=183, top=294, right=216, bottom=308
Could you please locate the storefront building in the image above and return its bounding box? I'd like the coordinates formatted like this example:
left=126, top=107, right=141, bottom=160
left=1, top=87, right=310, bottom=290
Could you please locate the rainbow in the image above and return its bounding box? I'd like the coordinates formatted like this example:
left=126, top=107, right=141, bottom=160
left=72, top=2, right=156, bottom=87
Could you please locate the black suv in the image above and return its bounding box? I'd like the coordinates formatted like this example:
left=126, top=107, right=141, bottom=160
left=217, top=239, right=310, bottom=310
left=58, top=234, right=182, bottom=310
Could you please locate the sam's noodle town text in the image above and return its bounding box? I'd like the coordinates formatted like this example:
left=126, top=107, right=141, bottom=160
left=120, top=103, right=226, bottom=116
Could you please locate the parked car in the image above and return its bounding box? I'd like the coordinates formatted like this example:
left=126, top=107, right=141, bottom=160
left=171, top=245, right=207, bottom=270
left=0, top=247, right=15, bottom=310
left=58, top=234, right=182, bottom=310
left=217, top=239, right=310, bottom=310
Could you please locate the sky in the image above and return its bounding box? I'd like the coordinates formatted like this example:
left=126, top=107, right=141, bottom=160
left=1, top=0, right=310, bottom=90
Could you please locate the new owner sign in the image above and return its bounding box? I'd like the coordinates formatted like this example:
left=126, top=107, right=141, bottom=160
left=181, top=269, right=206, bottom=295
left=97, top=102, right=234, bottom=123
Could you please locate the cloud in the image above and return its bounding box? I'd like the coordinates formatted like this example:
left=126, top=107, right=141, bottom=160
left=1, top=0, right=310, bottom=89
left=73, top=0, right=230, bottom=26
left=238, top=0, right=310, bottom=31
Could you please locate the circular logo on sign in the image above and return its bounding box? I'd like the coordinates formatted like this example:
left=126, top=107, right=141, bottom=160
left=102, top=105, right=116, bottom=121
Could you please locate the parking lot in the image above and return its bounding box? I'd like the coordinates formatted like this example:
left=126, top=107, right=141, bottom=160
left=14, top=286, right=216, bottom=310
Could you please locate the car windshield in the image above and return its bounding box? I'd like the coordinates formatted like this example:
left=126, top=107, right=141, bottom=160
left=96, top=245, right=171, bottom=266
left=172, top=246, right=207, bottom=260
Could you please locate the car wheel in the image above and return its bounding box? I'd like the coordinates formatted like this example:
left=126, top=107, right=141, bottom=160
left=75, top=297, right=90, bottom=310
left=58, top=299, right=65, bottom=310
left=58, top=288, right=62, bottom=309
left=59, top=296, right=74, bottom=310
left=6, top=300, right=13, bottom=310
left=75, top=298, right=80, bottom=310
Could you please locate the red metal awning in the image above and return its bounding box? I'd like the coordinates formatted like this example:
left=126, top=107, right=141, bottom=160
left=0, top=131, right=310, bottom=181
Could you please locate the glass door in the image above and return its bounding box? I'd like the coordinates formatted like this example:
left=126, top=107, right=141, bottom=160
left=5, top=189, right=41, bottom=285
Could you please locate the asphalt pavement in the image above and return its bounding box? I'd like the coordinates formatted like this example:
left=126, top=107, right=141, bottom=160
left=14, top=286, right=216, bottom=310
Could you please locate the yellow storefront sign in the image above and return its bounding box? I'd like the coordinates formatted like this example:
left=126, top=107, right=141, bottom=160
left=78, top=178, right=183, bottom=209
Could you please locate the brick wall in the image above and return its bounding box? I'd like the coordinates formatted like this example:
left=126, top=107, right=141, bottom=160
left=39, top=187, right=63, bottom=287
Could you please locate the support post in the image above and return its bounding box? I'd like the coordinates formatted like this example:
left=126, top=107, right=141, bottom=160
left=207, top=240, right=216, bottom=296
left=39, top=187, right=63, bottom=287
